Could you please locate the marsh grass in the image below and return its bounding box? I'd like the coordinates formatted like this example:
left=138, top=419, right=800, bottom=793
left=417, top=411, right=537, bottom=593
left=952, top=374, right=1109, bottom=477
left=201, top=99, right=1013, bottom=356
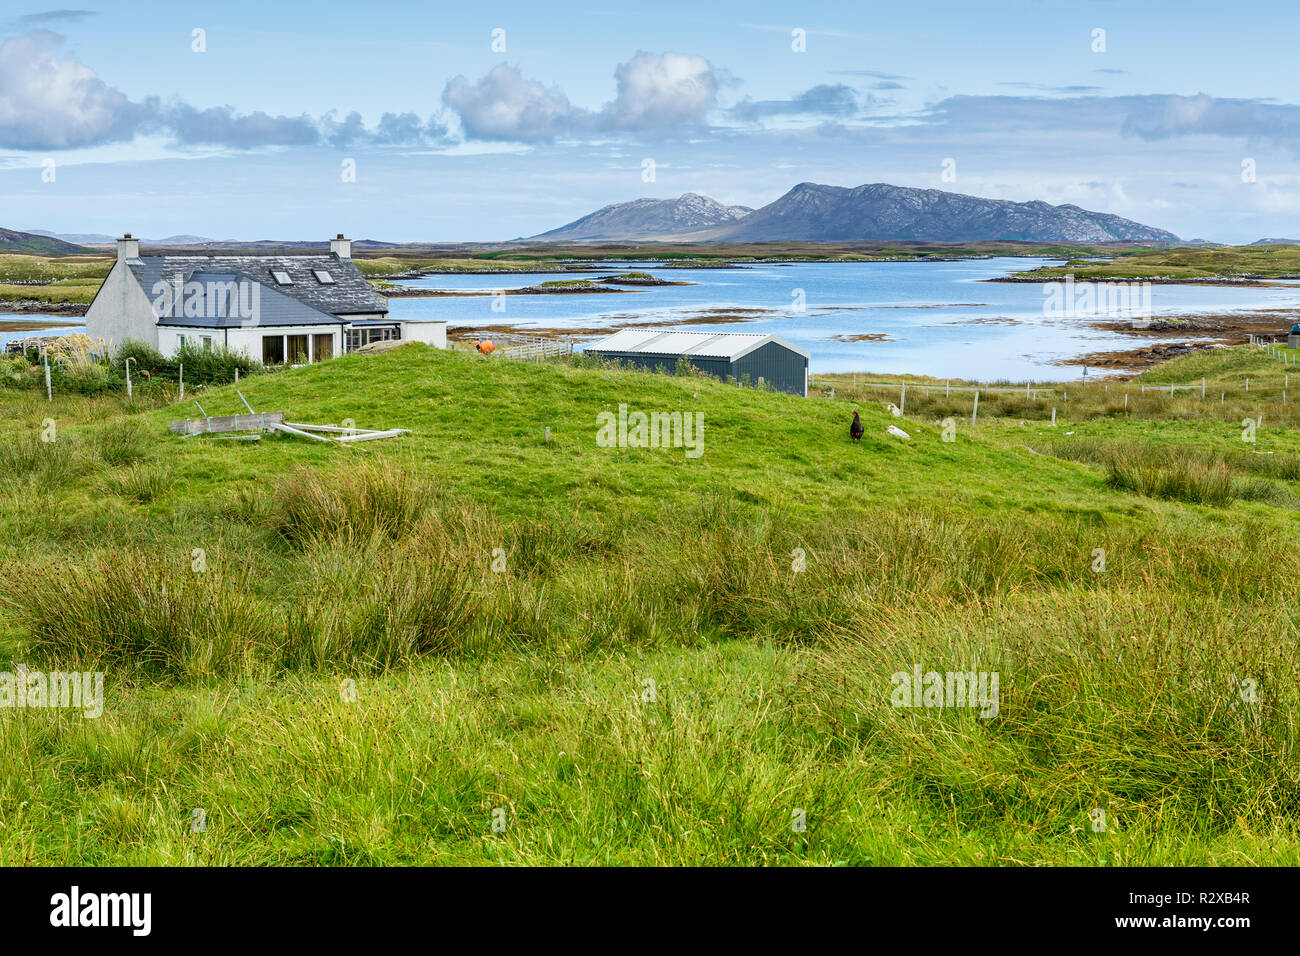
left=0, top=430, right=81, bottom=483
left=88, top=419, right=151, bottom=467
left=1046, top=436, right=1298, bottom=507
left=265, top=458, right=438, bottom=547
left=101, top=463, right=174, bottom=504
left=0, top=552, right=272, bottom=680
left=281, top=528, right=482, bottom=670
left=795, top=591, right=1300, bottom=836
left=5, top=343, right=1300, bottom=864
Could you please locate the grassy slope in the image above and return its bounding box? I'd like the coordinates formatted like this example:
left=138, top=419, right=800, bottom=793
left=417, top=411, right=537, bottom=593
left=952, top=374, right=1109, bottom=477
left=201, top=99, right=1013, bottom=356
left=0, top=232, right=93, bottom=257
left=1, top=345, right=1299, bottom=865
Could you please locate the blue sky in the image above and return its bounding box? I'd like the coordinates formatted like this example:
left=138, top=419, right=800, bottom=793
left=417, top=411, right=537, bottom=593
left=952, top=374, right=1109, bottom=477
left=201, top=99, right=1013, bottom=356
left=1, top=0, right=1297, bottom=242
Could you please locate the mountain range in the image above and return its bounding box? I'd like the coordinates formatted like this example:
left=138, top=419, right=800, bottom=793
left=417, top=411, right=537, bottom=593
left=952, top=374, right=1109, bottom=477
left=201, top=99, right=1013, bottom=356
left=529, top=182, right=1181, bottom=243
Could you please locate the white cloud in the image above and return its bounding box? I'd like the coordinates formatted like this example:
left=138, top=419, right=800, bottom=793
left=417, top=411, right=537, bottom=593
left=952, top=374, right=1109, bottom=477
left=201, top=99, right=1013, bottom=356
left=600, top=52, right=717, bottom=131
left=0, top=31, right=149, bottom=149
left=442, top=64, right=575, bottom=142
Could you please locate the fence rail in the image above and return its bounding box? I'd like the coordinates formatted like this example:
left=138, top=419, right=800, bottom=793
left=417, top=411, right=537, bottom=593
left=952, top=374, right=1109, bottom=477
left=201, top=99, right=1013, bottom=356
left=498, top=336, right=573, bottom=361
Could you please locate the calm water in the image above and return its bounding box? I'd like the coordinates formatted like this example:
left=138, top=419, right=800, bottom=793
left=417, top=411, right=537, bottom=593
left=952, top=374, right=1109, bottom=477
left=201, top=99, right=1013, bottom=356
left=0, top=318, right=83, bottom=351
left=8, top=258, right=1299, bottom=381
left=388, top=258, right=1300, bottom=381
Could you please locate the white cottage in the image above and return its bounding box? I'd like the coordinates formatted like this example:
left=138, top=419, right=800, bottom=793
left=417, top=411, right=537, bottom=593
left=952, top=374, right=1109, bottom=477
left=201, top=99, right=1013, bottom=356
left=85, top=233, right=446, bottom=362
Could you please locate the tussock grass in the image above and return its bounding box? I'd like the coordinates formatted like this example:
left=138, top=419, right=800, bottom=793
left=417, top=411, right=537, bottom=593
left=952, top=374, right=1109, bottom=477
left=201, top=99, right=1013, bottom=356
left=88, top=419, right=151, bottom=467
left=0, top=552, right=272, bottom=679
left=1105, top=455, right=1238, bottom=506
left=265, top=458, right=437, bottom=547
left=0, top=430, right=80, bottom=483
left=4, top=343, right=1300, bottom=864
left=795, top=590, right=1300, bottom=836
left=282, top=526, right=483, bottom=670
left=101, top=463, right=174, bottom=503
left=1047, top=436, right=1296, bottom=507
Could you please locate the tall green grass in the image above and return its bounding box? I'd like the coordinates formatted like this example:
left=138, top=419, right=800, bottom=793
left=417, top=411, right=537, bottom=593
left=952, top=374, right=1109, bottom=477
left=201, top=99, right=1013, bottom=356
left=4, top=344, right=1300, bottom=864
left=1048, top=436, right=1295, bottom=507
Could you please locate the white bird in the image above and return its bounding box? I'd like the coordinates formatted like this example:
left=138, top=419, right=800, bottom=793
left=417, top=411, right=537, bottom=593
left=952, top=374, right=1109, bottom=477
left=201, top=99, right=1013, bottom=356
left=887, top=424, right=911, bottom=439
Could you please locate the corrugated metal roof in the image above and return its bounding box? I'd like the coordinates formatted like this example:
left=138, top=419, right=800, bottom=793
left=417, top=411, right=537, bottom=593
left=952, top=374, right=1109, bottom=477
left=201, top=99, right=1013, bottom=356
left=586, top=328, right=810, bottom=361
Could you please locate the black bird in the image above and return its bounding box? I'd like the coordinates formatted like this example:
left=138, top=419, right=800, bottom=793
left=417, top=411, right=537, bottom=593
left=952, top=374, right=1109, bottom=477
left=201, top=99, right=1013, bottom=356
left=850, top=411, right=864, bottom=442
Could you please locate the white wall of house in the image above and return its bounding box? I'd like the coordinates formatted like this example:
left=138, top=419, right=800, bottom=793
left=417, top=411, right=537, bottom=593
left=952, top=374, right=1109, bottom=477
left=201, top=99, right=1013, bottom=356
left=399, top=320, right=447, bottom=349
left=159, top=325, right=344, bottom=364
left=158, top=326, right=218, bottom=355
left=84, top=260, right=162, bottom=353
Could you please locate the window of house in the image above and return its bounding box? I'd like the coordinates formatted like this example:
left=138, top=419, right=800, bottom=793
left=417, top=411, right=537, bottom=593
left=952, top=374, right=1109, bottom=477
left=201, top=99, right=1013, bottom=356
left=286, top=334, right=309, bottom=364
left=262, top=335, right=285, bottom=364
left=312, top=333, right=334, bottom=361
left=313, top=270, right=335, bottom=284
left=202, top=336, right=213, bottom=350
left=178, top=334, right=187, bottom=347
left=271, top=270, right=293, bottom=285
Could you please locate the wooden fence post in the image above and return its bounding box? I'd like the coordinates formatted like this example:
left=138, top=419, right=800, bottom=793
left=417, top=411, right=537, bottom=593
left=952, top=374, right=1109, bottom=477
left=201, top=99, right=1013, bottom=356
left=971, top=390, right=979, bottom=425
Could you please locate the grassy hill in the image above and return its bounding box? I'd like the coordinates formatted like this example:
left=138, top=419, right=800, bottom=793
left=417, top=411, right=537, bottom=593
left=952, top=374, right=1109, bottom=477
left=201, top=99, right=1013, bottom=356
left=1, top=344, right=1299, bottom=864
left=0, top=228, right=93, bottom=257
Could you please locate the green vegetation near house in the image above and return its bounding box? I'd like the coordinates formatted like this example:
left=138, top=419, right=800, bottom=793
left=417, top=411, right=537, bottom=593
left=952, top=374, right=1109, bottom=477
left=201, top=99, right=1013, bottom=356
left=1, top=342, right=1299, bottom=865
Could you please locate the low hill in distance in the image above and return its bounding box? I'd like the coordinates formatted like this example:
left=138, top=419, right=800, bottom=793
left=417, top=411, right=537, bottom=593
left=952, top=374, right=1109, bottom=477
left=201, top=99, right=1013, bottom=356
left=531, top=182, right=1180, bottom=244
left=0, top=227, right=92, bottom=256
left=528, top=193, right=753, bottom=242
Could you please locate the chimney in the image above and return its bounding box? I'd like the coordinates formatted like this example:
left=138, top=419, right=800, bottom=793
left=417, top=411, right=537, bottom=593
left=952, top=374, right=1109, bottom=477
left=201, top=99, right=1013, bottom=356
left=329, top=233, right=351, bottom=259
left=117, top=233, right=139, bottom=260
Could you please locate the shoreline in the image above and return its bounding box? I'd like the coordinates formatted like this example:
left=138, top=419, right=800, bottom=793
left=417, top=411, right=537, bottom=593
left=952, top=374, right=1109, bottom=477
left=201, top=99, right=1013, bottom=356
left=1056, top=309, right=1295, bottom=372
left=987, top=276, right=1296, bottom=288
left=0, top=300, right=88, bottom=316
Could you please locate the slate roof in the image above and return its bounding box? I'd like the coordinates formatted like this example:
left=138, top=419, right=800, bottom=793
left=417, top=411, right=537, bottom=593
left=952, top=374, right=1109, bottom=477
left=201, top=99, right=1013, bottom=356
left=586, top=328, right=810, bottom=361
left=151, top=271, right=345, bottom=329
left=127, top=253, right=387, bottom=318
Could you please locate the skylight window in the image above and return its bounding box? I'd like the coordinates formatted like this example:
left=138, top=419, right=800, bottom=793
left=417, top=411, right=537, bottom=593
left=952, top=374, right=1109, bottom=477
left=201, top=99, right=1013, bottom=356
left=271, top=270, right=293, bottom=285
left=313, top=270, right=335, bottom=284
